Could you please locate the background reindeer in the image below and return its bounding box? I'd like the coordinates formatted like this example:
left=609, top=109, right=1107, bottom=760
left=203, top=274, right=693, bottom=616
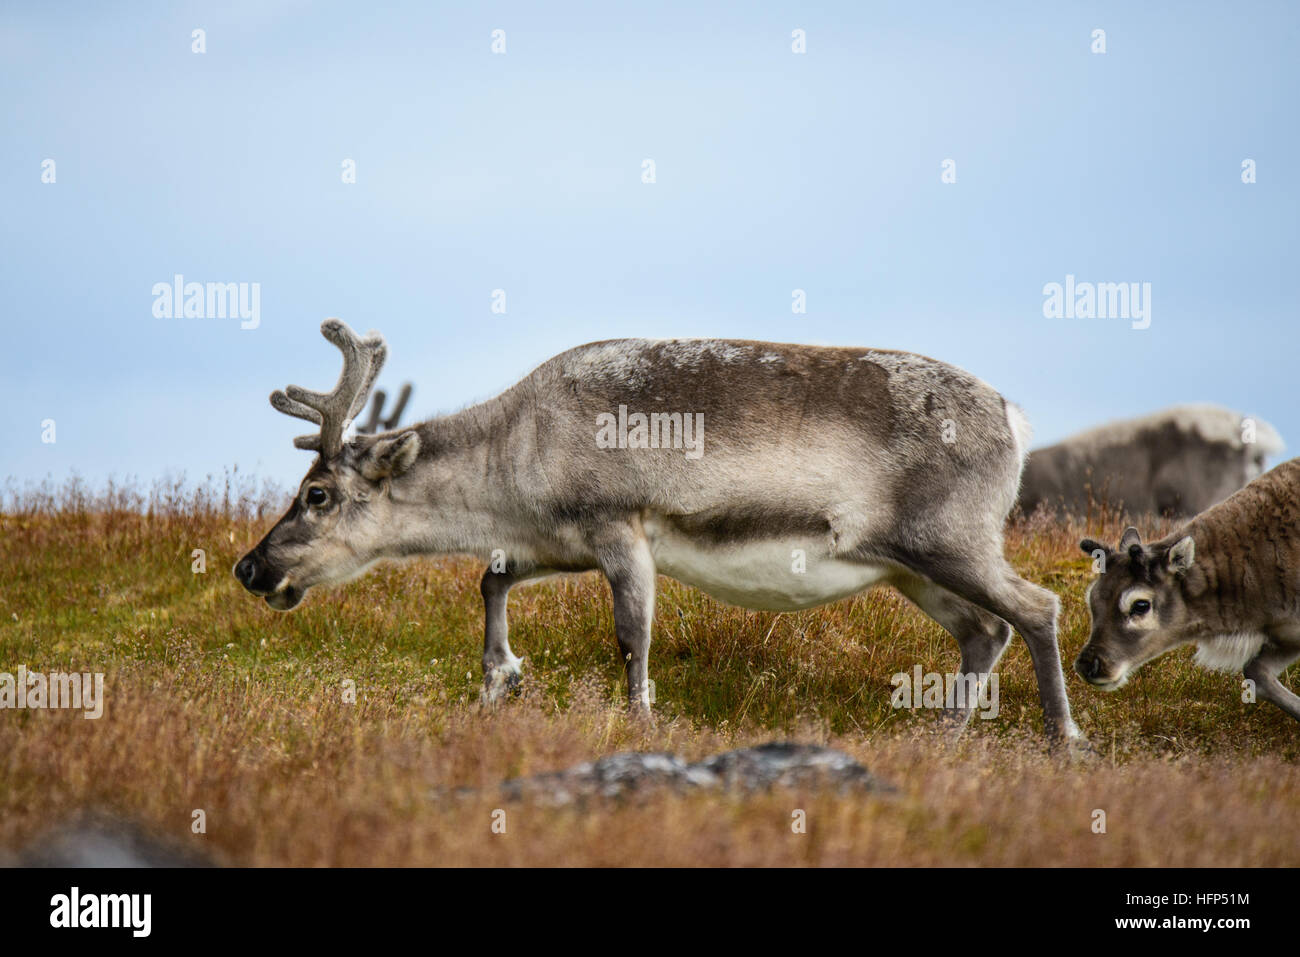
left=356, top=382, right=413, bottom=435
left=1018, top=404, right=1283, bottom=519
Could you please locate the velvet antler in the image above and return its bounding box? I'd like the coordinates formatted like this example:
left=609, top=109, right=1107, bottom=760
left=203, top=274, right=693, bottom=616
left=270, top=318, right=387, bottom=457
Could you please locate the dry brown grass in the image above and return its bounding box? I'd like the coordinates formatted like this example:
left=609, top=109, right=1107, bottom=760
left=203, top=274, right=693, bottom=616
left=1, top=478, right=1297, bottom=866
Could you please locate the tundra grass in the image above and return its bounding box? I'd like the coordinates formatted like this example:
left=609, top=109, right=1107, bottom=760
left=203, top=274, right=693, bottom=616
left=0, top=476, right=1297, bottom=866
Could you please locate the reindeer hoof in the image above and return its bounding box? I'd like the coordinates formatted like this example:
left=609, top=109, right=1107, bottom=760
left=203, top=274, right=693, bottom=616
left=481, top=663, right=524, bottom=705
left=1066, top=734, right=1099, bottom=762
left=1046, top=727, right=1097, bottom=761
left=504, top=670, right=523, bottom=696
left=627, top=702, right=657, bottom=728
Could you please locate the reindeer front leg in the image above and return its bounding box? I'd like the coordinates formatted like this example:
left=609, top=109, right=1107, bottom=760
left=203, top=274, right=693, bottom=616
left=479, top=563, right=553, bottom=702
left=1244, top=641, right=1300, bottom=723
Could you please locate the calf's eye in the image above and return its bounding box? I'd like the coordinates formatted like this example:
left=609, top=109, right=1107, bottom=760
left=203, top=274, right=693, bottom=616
left=1130, top=599, right=1151, bottom=616
left=306, top=487, right=328, bottom=507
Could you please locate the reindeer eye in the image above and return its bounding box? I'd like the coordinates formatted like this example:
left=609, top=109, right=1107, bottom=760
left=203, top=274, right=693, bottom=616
left=306, top=487, right=329, bottom=507
left=1130, top=599, right=1152, bottom=616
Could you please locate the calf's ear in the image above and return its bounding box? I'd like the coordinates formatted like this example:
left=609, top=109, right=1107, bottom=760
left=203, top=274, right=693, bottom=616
left=360, top=430, right=421, bottom=481
left=1079, top=538, right=1108, bottom=558
left=1166, top=536, right=1195, bottom=575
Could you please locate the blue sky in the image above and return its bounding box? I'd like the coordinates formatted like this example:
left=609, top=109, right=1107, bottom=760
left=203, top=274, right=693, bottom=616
left=2, top=1, right=1297, bottom=490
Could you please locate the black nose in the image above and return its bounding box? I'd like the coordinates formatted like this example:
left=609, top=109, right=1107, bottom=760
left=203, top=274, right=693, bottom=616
left=235, top=557, right=258, bottom=588
left=1075, top=651, right=1104, bottom=680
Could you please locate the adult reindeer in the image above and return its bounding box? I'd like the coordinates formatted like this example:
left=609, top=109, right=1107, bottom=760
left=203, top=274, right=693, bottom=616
left=1018, top=405, right=1284, bottom=519
left=234, top=319, right=1081, bottom=742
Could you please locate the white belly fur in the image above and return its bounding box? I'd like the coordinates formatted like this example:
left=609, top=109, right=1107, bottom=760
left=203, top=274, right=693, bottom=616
left=1193, top=633, right=1266, bottom=673
left=644, top=520, right=890, bottom=612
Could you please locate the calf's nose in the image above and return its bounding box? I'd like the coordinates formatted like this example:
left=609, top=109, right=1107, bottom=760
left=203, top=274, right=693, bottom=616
left=234, top=556, right=258, bottom=589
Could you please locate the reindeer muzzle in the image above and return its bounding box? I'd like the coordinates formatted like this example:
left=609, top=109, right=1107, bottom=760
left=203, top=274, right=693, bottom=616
left=233, top=551, right=303, bottom=609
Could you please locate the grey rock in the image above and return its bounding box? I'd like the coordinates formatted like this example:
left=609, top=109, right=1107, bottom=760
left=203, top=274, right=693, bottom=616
left=696, top=741, right=886, bottom=794
left=483, top=742, right=891, bottom=807
left=6, top=814, right=216, bottom=868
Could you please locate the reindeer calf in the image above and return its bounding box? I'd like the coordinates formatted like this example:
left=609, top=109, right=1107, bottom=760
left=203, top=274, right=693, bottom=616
left=1076, top=457, right=1300, bottom=723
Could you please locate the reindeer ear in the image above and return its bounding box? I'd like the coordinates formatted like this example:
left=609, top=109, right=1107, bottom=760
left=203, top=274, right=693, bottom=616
left=360, top=430, right=421, bottom=480
left=1166, top=536, right=1195, bottom=575
left=1080, top=538, right=1109, bottom=558
left=1118, top=526, right=1143, bottom=551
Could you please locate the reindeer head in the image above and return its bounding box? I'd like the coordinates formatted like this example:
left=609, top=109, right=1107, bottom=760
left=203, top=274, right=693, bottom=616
left=1074, top=526, right=1197, bottom=689
left=234, top=319, right=422, bottom=610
